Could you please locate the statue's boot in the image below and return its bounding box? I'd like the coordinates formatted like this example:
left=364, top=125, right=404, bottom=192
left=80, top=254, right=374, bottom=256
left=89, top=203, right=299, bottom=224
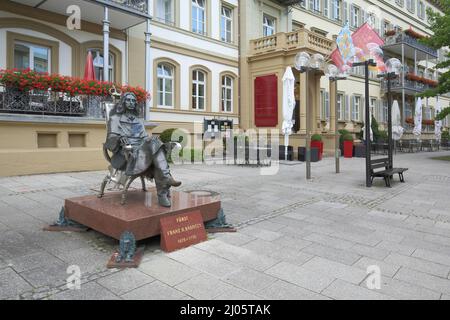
left=168, top=174, right=182, bottom=187
left=153, top=149, right=173, bottom=207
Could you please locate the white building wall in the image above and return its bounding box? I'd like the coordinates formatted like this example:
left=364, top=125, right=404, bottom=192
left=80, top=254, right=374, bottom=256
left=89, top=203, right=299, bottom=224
left=150, top=47, right=238, bottom=112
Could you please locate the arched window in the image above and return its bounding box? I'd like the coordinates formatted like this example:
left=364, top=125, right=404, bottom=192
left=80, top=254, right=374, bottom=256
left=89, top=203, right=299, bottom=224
left=89, top=49, right=114, bottom=82
left=221, top=75, right=233, bottom=113
left=192, top=69, right=206, bottom=110
left=157, top=63, right=174, bottom=107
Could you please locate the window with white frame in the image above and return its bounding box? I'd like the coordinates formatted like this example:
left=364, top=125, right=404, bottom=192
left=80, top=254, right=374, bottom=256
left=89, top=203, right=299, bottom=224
left=221, top=5, right=233, bottom=43
left=321, top=90, right=330, bottom=120
left=406, top=0, right=415, bottom=13
left=350, top=5, right=360, bottom=28
left=352, top=96, right=361, bottom=121
left=155, top=0, right=174, bottom=25
left=331, top=0, right=341, bottom=21
left=192, top=0, right=206, bottom=35
left=157, top=63, right=174, bottom=107
left=383, top=20, right=391, bottom=36
left=263, top=15, right=276, bottom=37
left=192, top=69, right=206, bottom=110
left=14, top=42, right=51, bottom=73
left=221, top=75, right=233, bottom=113
left=370, top=98, right=377, bottom=120
left=323, top=0, right=329, bottom=18
left=309, top=0, right=321, bottom=13
left=418, top=1, right=425, bottom=19
left=90, top=49, right=114, bottom=82
left=337, top=93, right=344, bottom=120
left=382, top=100, right=389, bottom=123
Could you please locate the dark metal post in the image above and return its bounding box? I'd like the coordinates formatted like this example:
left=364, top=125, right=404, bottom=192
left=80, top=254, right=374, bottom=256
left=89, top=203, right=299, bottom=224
left=334, top=80, right=340, bottom=174
left=387, top=76, right=393, bottom=169
left=364, top=61, right=372, bottom=188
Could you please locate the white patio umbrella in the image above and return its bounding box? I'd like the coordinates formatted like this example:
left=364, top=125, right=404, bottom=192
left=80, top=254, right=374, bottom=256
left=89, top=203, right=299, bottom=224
left=413, top=97, right=423, bottom=138
left=392, top=100, right=404, bottom=141
left=435, top=97, right=442, bottom=141
left=281, top=67, right=296, bottom=160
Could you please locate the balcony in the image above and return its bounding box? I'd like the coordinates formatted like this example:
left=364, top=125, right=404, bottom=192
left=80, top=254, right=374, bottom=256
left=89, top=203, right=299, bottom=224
left=7, top=0, right=150, bottom=30
left=381, top=77, right=433, bottom=95
left=250, top=29, right=334, bottom=57
left=383, top=31, right=438, bottom=60
left=98, top=0, right=148, bottom=15
left=0, top=86, right=107, bottom=118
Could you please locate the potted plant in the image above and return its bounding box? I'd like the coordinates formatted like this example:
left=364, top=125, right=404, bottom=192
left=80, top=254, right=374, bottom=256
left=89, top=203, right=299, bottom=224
left=339, top=129, right=350, bottom=156
left=343, top=134, right=354, bottom=158
left=311, top=134, right=323, bottom=160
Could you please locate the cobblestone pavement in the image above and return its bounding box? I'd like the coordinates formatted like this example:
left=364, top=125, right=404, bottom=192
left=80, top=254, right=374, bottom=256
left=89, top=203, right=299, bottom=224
left=1, top=151, right=450, bottom=300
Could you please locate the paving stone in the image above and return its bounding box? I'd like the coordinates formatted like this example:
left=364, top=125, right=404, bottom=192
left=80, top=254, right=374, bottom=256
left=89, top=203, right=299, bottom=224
left=195, top=239, right=278, bottom=271
left=257, top=280, right=330, bottom=300
left=302, top=256, right=367, bottom=284
left=175, top=273, right=233, bottom=300
left=301, top=243, right=361, bottom=266
left=303, top=233, right=355, bottom=250
left=96, top=269, right=154, bottom=296
left=5, top=250, right=64, bottom=273
left=238, top=226, right=283, bottom=241
left=376, top=240, right=416, bottom=256
left=139, top=255, right=200, bottom=286
left=212, top=232, right=256, bottom=246
left=19, top=259, right=69, bottom=288
left=50, top=282, right=119, bottom=300
left=385, top=253, right=450, bottom=278
left=0, top=268, right=33, bottom=299
left=264, top=262, right=335, bottom=293
left=322, top=279, right=393, bottom=300
left=366, top=276, right=441, bottom=300
left=353, top=257, right=401, bottom=278
left=122, top=280, right=186, bottom=300
left=412, top=248, right=450, bottom=267
left=350, top=244, right=390, bottom=261
left=223, top=268, right=277, bottom=294
left=394, top=267, right=450, bottom=295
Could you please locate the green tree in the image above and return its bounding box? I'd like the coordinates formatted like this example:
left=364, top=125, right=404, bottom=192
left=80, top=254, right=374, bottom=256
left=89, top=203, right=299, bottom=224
left=419, top=1, right=450, bottom=120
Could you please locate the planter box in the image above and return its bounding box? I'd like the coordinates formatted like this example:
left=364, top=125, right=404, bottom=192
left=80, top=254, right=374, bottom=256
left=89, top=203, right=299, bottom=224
left=354, top=144, right=367, bottom=158
left=279, top=145, right=294, bottom=161
left=311, top=141, right=323, bottom=160
left=298, top=147, right=320, bottom=162
left=344, top=141, right=354, bottom=158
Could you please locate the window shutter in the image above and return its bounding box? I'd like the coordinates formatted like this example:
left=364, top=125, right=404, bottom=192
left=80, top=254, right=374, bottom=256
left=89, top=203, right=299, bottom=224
left=351, top=96, right=355, bottom=120
left=345, top=94, right=350, bottom=120
left=309, top=0, right=314, bottom=11
left=326, top=91, right=330, bottom=119
left=254, top=75, right=278, bottom=127
left=358, top=96, right=366, bottom=122
left=360, top=9, right=365, bottom=26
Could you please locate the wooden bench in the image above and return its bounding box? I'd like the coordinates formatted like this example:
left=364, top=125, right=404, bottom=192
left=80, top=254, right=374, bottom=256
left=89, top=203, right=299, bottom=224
left=370, top=158, right=408, bottom=188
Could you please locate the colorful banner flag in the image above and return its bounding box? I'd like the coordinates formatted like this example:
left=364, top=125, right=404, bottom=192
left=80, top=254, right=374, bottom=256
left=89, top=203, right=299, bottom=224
left=336, top=23, right=355, bottom=65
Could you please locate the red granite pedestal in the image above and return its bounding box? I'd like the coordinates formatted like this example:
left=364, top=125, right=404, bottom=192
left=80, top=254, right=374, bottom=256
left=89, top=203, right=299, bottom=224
left=64, top=188, right=221, bottom=241
left=46, top=189, right=223, bottom=268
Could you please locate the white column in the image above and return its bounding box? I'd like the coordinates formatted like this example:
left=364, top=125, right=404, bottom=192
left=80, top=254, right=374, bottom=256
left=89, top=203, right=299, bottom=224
left=103, top=7, right=110, bottom=82
left=145, top=17, right=152, bottom=120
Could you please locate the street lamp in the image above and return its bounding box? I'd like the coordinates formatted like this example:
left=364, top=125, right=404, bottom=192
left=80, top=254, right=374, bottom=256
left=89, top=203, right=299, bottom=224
left=294, top=52, right=325, bottom=180
left=325, top=64, right=348, bottom=174
left=378, top=58, right=403, bottom=170
left=353, top=58, right=377, bottom=187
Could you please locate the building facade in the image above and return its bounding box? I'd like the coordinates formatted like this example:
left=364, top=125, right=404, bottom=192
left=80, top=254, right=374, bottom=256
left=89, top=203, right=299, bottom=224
left=240, top=0, right=450, bottom=155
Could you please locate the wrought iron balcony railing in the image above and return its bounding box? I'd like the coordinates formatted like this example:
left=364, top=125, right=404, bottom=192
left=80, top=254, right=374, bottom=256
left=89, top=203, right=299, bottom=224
left=380, top=77, right=432, bottom=93
left=100, top=0, right=148, bottom=14
left=0, top=86, right=106, bottom=119
left=384, top=32, right=438, bottom=57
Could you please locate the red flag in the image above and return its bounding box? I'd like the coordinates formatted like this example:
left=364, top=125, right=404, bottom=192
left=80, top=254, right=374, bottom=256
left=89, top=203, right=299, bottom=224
left=83, top=51, right=96, bottom=81
left=331, top=23, right=385, bottom=71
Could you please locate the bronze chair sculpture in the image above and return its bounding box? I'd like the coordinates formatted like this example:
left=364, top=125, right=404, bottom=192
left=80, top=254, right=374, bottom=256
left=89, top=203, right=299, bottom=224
left=98, top=90, right=181, bottom=206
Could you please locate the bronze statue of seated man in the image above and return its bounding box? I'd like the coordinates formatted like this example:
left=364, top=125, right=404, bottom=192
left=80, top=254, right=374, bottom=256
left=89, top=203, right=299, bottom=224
left=103, top=92, right=181, bottom=207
